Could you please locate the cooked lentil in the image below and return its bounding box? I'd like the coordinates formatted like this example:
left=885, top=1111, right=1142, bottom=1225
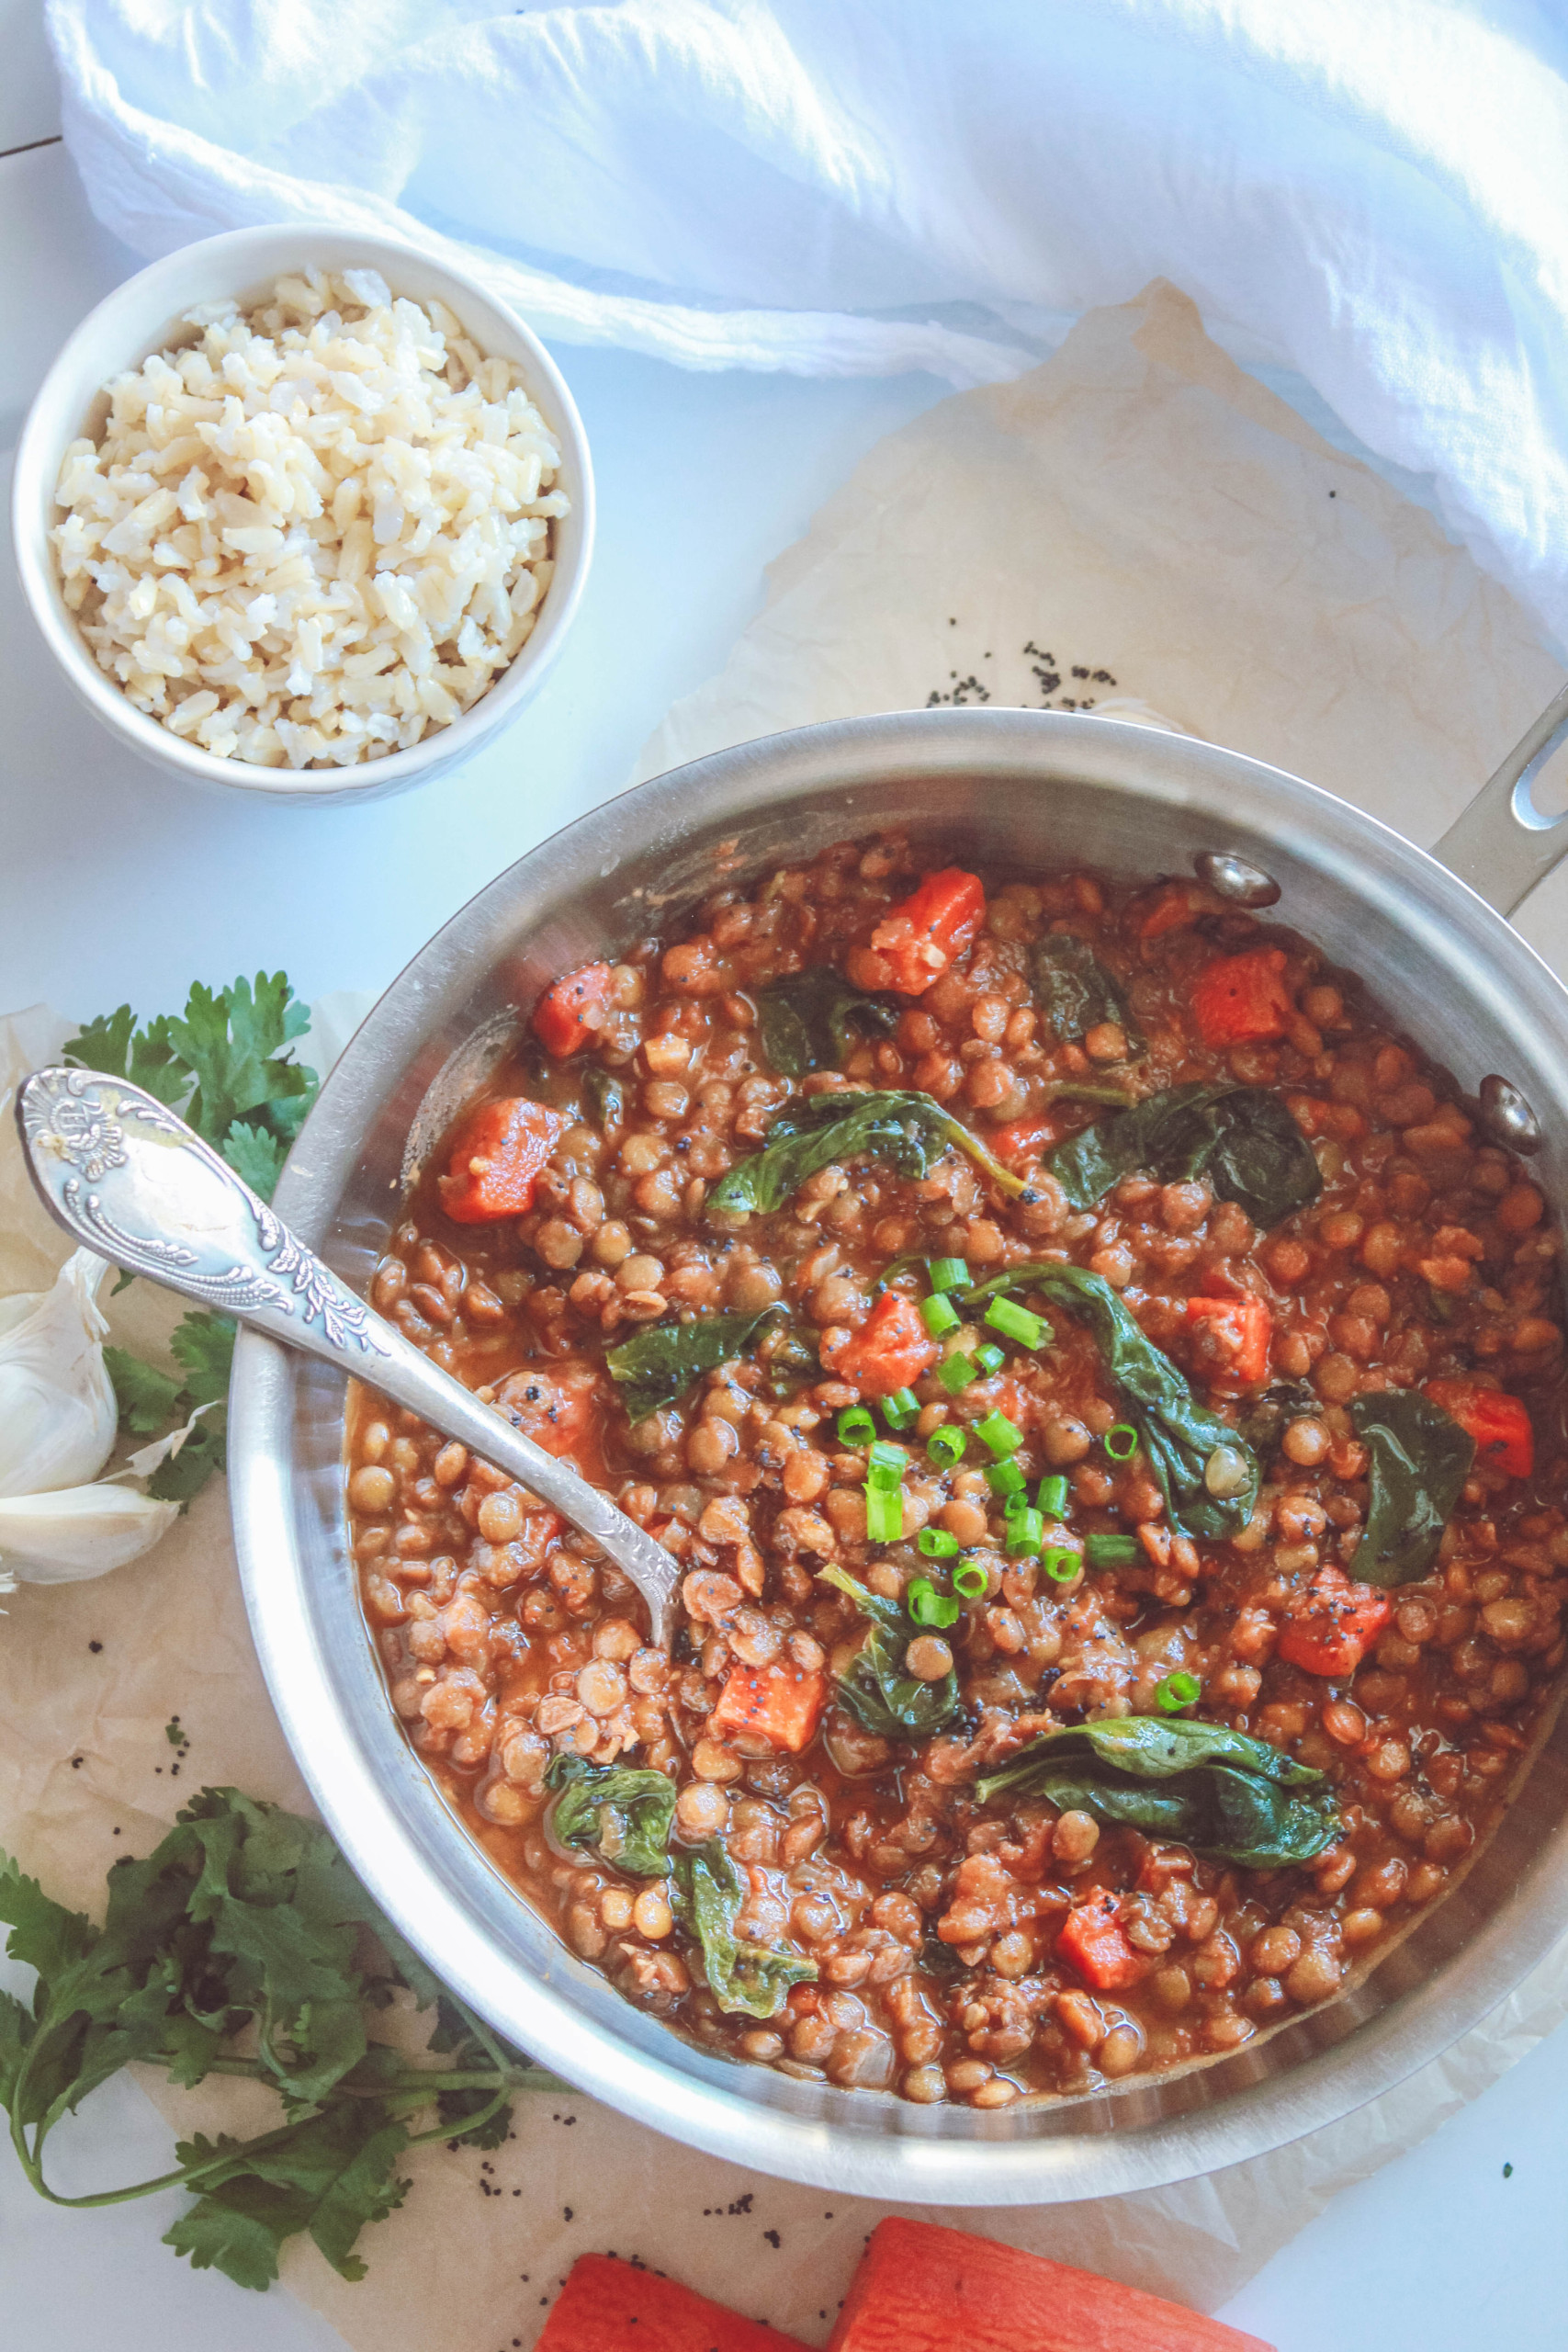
left=350, top=835, right=1568, bottom=2107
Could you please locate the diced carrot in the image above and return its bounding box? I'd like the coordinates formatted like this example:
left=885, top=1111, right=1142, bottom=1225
left=988, top=1115, right=1054, bottom=1170
left=1277, top=1568, right=1391, bottom=1677
left=836, top=1291, right=939, bottom=1396
left=827, top=2217, right=1276, bottom=2352
left=537, top=2252, right=811, bottom=2352
left=532, top=960, right=615, bottom=1058
left=1190, top=947, right=1292, bottom=1049
left=1055, top=1892, right=1145, bottom=1991
left=711, top=1660, right=829, bottom=1754
left=1185, top=1293, right=1271, bottom=1390
left=853, top=867, right=987, bottom=996
left=437, top=1096, right=564, bottom=1222
left=1423, top=1379, right=1534, bottom=1479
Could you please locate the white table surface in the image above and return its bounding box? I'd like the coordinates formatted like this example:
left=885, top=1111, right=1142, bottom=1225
left=2, top=26, right=1565, bottom=2349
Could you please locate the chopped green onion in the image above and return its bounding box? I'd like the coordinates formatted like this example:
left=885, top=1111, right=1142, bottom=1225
left=1085, top=1530, right=1140, bottom=1566
left=836, top=1406, right=876, bottom=1448
left=1007, top=1509, right=1044, bottom=1555
left=938, top=1351, right=976, bottom=1395
left=1156, top=1670, right=1202, bottom=1713
left=1104, top=1422, right=1139, bottom=1461
left=1041, top=1546, right=1082, bottom=1583
left=1037, top=1474, right=1069, bottom=1518
left=918, top=1526, right=959, bottom=1559
left=880, top=1388, right=919, bottom=1430
left=919, top=1292, right=962, bottom=1339
left=975, top=1409, right=1022, bottom=1460
left=984, top=1296, right=1050, bottom=1349
left=927, top=1424, right=967, bottom=1469
left=927, top=1257, right=970, bottom=1293
left=865, top=1484, right=904, bottom=1543
left=975, top=1343, right=1006, bottom=1376
left=866, top=1441, right=906, bottom=1491
left=908, top=1577, right=961, bottom=1629
left=986, top=1458, right=1027, bottom=1500
left=953, top=1560, right=990, bottom=1600
left=1003, top=1484, right=1032, bottom=1518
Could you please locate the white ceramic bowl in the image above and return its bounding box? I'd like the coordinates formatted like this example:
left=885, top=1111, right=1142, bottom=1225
left=11, top=223, right=594, bottom=805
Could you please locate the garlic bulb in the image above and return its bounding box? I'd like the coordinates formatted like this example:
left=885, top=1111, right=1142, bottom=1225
left=0, top=1481, right=182, bottom=1582
left=0, top=1249, right=118, bottom=1498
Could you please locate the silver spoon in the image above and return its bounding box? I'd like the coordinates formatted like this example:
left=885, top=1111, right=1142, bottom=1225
left=17, top=1066, right=682, bottom=1643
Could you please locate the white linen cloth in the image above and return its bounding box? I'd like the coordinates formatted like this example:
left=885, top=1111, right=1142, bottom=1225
left=46, top=0, right=1568, bottom=650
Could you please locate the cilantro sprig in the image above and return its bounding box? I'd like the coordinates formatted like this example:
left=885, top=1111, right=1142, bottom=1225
left=0, top=1789, right=558, bottom=2292
left=69, top=974, right=321, bottom=1508
left=64, top=972, right=320, bottom=1207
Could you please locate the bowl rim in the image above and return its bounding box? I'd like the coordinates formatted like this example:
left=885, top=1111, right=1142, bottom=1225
left=10, top=220, right=594, bottom=800
left=231, top=707, right=1568, bottom=2200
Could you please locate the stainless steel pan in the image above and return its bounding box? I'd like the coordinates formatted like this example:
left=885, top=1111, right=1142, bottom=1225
left=231, top=694, right=1568, bottom=2202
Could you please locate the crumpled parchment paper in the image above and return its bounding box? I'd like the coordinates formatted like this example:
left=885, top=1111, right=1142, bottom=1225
left=4, top=278, right=1567, bottom=2350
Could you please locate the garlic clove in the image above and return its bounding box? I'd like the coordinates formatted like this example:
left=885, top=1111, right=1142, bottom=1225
left=0, top=1249, right=118, bottom=1498
left=0, top=1480, right=182, bottom=1583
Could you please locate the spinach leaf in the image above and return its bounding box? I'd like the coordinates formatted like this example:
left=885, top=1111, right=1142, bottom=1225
left=818, top=1566, right=961, bottom=1738
left=1032, top=935, right=1143, bottom=1052
left=982, top=1713, right=1325, bottom=1787
left=581, top=1067, right=626, bottom=1132
left=545, top=1757, right=676, bottom=1876
left=967, top=1263, right=1259, bottom=1539
left=671, top=1842, right=817, bottom=2018
left=606, top=1305, right=783, bottom=1421
left=1049, top=1081, right=1320, bottom=1230
left=975, top=1717, right=1337, bottom=1867
left=755, top=969, right=899, bottom=1077
left=1350, top=1390, right=1475, bottom=1587
left=708, top=1088, right=1026, bottom=1217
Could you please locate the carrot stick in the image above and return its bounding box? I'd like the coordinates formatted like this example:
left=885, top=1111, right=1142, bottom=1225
left=537, top=2253, right=811, bottom=2352
left=828, top=2218, right=1277, bottom=2352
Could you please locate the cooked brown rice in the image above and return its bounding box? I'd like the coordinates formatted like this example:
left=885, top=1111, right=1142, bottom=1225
left=51, top=267, right=568, bottom=770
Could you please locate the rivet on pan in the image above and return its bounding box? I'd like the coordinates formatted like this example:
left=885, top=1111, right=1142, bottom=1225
left=1194, top=851, right=1281, bottom=908
left=1479, top=1075, right=1544, bottom=1156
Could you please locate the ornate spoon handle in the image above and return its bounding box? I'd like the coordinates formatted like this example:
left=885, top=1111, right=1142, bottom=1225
left=17, top=1066, right=681, bottom=1643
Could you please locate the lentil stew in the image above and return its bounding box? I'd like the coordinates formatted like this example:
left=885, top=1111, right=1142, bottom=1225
left=347, top=836, right=1568, bottom=2108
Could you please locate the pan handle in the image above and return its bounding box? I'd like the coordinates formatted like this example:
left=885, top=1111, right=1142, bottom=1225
left=1435, top=678, right=1568, bottom=917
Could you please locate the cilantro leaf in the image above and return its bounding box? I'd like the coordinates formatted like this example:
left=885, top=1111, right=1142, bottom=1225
left=435, top=2086, right=515, bottom=2149
left=167, top=975, right=316, bottom=1165
left=104, top=1347, right=184, bottom=1435
left=145, top=1419, right=226, bottom=1506
left=62, top=1006, right=185, bottom=1104
left=221, top=1122, right=289, bottom=1199
left=170, top=1314, right=235, bottom=1408
left=165, top=2107, right=411, bottom=2290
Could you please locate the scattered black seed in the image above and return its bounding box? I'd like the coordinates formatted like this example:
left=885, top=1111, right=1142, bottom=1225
left=88, top=1640, right=103, bottom=1654
left=763, top=2228, right=781, bottom=2248
left=564, top=2206, right=573, bottom=2221
left=1329, top=488, right=1337, bottom=497
left=71, top=1757, right=82, bottom=1770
